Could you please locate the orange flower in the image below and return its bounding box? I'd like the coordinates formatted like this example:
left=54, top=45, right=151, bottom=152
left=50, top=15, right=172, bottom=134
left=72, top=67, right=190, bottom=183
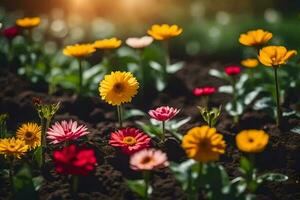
left=93, top=38, right=122, bottom=50
left=258, top=46, right=297, bottom=67
left=16, top=17, right=41, bottom=29
left=239, top=29, right=272, bottom=46
left=241, top=58, right=259, bottom=68
left=147, top=24, right=182, bottom=40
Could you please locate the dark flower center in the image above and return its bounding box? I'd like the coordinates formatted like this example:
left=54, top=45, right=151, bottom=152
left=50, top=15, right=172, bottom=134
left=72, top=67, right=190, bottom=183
left=25, top=132, right=34, bottom=140
left=141, top=156, right=152, bottom=164
left=113, top=83, right=124, bottom=93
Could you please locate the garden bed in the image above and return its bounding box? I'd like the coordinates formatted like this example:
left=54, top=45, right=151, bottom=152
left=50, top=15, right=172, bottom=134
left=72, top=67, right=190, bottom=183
left=0, top=60, right=299, bottom=200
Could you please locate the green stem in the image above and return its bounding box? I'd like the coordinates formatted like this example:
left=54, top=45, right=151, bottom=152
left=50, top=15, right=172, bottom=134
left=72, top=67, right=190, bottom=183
left=143, top=171, right=150, bottom=200
left=9, top=157, right=14, bottom=196
left=162, top=121, right=165, bottom=142
left=232, top=77, right=239, bottom=124
left=78, top=59, right=83, bottom=93
left=117, top=105, right=123, bottom=128
left=41, top=117, right=50, bottom=168
left=273, top=67, right=282, bottom=127
left=163, top=41, right=170, bottom=80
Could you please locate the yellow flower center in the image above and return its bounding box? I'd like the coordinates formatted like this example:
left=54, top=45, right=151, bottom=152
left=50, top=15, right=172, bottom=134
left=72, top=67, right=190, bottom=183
left=24, top=132, right=34, bottom=140
left=123, top=136, right=137, bottom=145
left=113, top=83, right=124, bottom=93
left=141, top=156, right=153, bottom=164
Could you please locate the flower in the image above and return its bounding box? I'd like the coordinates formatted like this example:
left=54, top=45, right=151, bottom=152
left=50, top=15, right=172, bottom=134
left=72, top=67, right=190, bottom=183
left=236, top=130, right=269, bottom=153
left=53, top=144, right=97, bottom=175
left=193, top=86, right=216, bottom=97
left=125, top=36, right=153, bottom=49
left=181, top=126, right=226, bottom=162
left=3, top=26, right=19, bottom=39
left=109, top=128, right=151, bottom=155
left=241, top=58, right=259, bottom=68
left=258, top=46, right=297, bottom=67
left=0, top=137, right=28, bottom=159
left=130, top=148, right=169, bottom=171
left=16, top=122, right=41, bottom=150
left=225, top=65, right=241, bottom=76
left=239, top=29, right=272, bottom=46
left=99, top=71, right=139, bottom=106
left=16, top=17, right=41, bottom=28
left=147, top=24, right=182, bottom=40
left=63, top=44, right=96, bottom=58
left=93, top=37, right=122, bottom=50
left=148, top=106, right=180, bottom=122
left=47, top=120, right=89, bottom=144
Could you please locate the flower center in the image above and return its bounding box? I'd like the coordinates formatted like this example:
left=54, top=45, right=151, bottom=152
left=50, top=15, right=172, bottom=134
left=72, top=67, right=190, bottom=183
left=248, top=138, right=254, bottom=143
left=9, top=145, right=15, bottom=149
left=123, top=136, right=137, bottom=146
left=113, top=83, right=124, bottom=93
left=25, top=132, right=34, bottom=140
left=141, top=156, right=153, bottom=164
left=199, top=140, right=210, bottom=150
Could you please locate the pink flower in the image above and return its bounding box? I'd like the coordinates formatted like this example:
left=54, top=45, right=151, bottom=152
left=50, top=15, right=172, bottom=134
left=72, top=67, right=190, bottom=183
left=148, top=106, right=180, bottom=121
left=109, top=128, right=151, bottom=155
left=125, top=36, right=153, bottom=49
left=3, top=26, right=19, bottom=39
left=193, top=86, right=216, bottom=97
left=53, top=144, right=97, bottom=176
left=225, top=66, right=241, bottom=76
left=47, top=120, right=89, bottom=144
left=130, top=148, right=169, bottom=171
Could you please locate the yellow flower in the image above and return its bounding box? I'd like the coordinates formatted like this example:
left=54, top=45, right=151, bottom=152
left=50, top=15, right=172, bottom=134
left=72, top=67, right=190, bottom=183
left=16, top=122, right=41, bottom=150
left=181, top=126, right=226, bottom=162
left=236, top=130, right=269, bottom=153
left=99, top=71, right=139, bottom=106
left=93, top=38, right=122, bottom=50
left=241, top=58, right=259, bottom=68
left=147, top=24, right=182, bottom=40
left=16, top=17, right=41, bottom=28
left=239, top=29, right=272, bottom=46
left=0, top=137, right=29, bottom=159
left=63, top=44, right=96, bottom=58
left=258, top=46, right=297, bottom=67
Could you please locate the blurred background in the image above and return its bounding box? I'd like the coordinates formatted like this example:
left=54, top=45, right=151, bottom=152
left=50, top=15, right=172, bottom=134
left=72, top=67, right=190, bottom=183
left=1, top=0, right=300, bottom=60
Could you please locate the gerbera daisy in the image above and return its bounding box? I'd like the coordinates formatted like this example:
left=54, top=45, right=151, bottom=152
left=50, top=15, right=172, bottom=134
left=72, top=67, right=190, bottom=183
left=0, top=137, right=29, bottom=159
left=63, top=44, right=96, bottom=58
left=236, top=130, right=269, bottom=153
left=16, top=17, right=41, bottom=29
left=130, top=148, right=169, bottom=171
left=16, top=122, right=41, bottom=150
left=99, top=71, right=139, bottom=106
left=109, top=128, right=151, bottom=155
left=181, top=126, right=226, bottom=162
left=93, top=37, right=122, bottom=50
left=47, top=120, right=89, bottom=144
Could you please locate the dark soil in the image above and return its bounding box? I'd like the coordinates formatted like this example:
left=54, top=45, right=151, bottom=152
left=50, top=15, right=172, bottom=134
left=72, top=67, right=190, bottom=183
left=0, top=60, right=299, bottom=200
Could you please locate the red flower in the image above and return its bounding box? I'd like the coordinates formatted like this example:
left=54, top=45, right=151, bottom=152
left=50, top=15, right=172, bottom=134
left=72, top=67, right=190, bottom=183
left=193, top=86, right=216, bottom=97
left=109, top=127, right=151, bottom=155
left=225, top=66, right=241, bottom=76
left=3, top=26, right=19, bottom=39
left=53, top=144, right=97, bottom=176
left=148, top=106, right=180, bottom=121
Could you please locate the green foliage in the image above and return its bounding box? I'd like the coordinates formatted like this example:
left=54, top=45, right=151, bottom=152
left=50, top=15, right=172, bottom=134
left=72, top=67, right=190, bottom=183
left=13, top=164, right=43, bottom=200
left=198, top=106, right=222, bottom=127
left=0, top=114, right=9, bottom=138
left=126, top=179, right=152, bottom=199
left=136, top=115, right=190, bottom=140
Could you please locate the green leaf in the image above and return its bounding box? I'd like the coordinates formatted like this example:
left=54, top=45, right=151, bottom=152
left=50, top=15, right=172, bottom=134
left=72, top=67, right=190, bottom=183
left=126, top=179, right=147, bottom=198
left=239, top=157, right=252, bottom=174
left=33, top=146, right=42, bottom=168
left=32, top=176, right=44, bottom=191
left=258, top=173, right=288, bottom=182
left=166, top=61, right=185, bottom=73
left=291, top=126, right=300, bottom=134
left=209, top=69, right=227, bottom=79
left=149, top=61, right=163, bottom=72
left=123, top=109, right=146, bottom=120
